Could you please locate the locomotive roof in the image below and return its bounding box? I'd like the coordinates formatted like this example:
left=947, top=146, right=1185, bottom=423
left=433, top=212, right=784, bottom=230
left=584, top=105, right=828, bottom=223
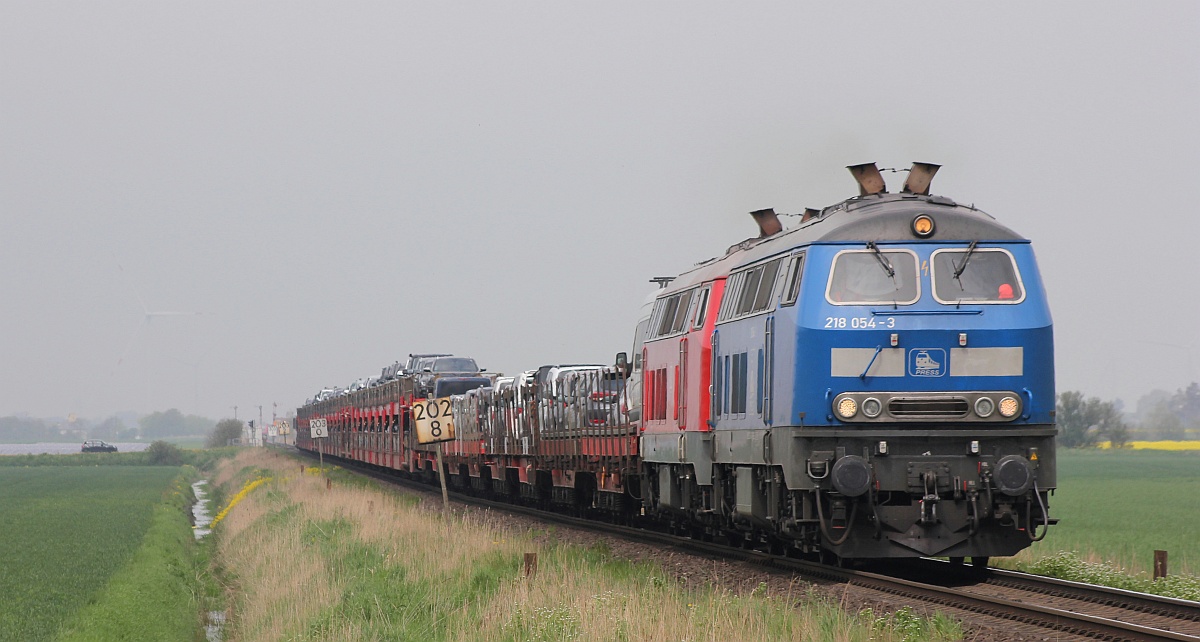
left=808, top=192, right=1023, bottom=243
left=656, top=192, right=1026, bottom=297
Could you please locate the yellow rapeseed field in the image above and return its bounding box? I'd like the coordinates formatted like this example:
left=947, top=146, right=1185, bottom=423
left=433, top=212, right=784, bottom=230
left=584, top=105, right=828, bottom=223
left=1097, top=440, right=1200, bottom=451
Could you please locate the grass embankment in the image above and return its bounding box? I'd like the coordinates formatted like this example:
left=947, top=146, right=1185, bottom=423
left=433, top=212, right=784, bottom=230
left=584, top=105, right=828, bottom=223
left=0, top=467, right=196, bottom=641
left=1005, top=448, right=1200, bottom=600
left=211, top=450, right=960, bottom=642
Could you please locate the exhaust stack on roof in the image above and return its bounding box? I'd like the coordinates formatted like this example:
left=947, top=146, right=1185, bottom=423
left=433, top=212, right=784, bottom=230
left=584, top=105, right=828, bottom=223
left=847, top=163, right=887, bottom=195
left=902, top=162, right=941, bottom=195
left=750, top=208, right=783, bottom=237
left=801, top=208, right=820, bottom=223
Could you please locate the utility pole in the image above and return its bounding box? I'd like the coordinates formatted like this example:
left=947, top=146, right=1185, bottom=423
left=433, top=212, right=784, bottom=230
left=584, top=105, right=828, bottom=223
left=257, top=405, right=263, bottom=446
left=232, top=406, right=238, bottom=420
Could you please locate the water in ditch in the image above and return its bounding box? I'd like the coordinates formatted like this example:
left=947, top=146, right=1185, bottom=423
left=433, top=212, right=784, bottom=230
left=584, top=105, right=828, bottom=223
left=191, top=480, right=225, bottom=641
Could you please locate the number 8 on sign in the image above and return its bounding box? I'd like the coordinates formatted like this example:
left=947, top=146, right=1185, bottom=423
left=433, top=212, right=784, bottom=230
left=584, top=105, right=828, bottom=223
left=414, top=399, right=455, bottom=444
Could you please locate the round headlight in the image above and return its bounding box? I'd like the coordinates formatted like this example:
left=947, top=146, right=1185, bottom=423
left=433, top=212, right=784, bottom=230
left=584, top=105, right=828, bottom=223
left=862, top=397, right=883, bottom=418
left=836, top=397, right=858, bottom=419
left=974, top=397, right=995, bottom=418
left=998, top=396, right=1020, bottom=418
left=911, top=214, right=936, bottom=238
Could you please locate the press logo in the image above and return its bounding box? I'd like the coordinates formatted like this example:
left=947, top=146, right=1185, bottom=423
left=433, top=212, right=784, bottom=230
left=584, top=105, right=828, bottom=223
left=909, top=349, right=946, bottom=377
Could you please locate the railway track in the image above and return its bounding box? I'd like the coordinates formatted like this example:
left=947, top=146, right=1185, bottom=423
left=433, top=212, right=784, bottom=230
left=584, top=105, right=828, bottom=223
left=307, top=449, right=1200, bottom=641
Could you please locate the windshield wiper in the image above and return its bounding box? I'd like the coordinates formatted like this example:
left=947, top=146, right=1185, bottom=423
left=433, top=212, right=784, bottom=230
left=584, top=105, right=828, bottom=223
left=953, top=241, right=978, bottom=284
left=866, top=242, right=894, bottom=279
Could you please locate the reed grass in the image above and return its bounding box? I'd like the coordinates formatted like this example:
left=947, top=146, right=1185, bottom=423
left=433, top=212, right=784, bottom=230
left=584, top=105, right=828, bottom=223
left=212, top=450, right=960, bottom=641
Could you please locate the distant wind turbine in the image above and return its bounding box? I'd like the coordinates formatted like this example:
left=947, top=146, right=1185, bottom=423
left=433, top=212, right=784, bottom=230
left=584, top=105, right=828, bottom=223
left=115, top=263, right=202, bottom=366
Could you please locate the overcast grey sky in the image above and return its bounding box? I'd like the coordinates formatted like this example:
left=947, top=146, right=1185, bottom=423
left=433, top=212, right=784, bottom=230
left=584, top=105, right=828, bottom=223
left=2, top=2, right=1197, bottom=421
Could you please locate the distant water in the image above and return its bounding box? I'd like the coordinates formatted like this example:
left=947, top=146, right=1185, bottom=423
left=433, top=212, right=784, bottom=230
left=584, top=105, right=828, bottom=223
left=0, top=442, right=152, bottom=455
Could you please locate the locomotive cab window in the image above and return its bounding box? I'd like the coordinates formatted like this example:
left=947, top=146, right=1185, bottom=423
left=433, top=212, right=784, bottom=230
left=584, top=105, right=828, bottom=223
left=931, top=247, right=1025, bottom=304
left=826, top=249, right=920, bottom=305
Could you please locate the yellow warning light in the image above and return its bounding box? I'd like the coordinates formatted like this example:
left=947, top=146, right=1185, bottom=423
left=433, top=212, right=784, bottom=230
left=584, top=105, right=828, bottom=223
left=912, top=214, right=935, bottom=238
left=1030, top=451, right=1039, bottom=461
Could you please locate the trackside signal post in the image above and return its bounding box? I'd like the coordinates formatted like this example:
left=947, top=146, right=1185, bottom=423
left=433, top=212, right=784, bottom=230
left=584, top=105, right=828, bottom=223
left=310, top=418, right=328, bottom=476
left=413, top=398, right=456, bottom=515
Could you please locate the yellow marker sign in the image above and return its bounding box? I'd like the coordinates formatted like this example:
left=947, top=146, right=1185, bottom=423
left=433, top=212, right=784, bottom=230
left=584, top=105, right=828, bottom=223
left=414, top=398, right=455, bottom=444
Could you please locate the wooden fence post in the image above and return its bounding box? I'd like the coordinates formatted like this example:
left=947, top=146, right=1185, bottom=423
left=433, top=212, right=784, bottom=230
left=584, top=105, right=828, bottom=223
left=1154, top=550, right=1168, bottom=579
left=524, top=552, right=538, bottom=578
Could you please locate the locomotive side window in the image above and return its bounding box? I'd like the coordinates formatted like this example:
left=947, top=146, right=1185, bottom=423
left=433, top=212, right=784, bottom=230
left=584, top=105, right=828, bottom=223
left=717, top=272, right=746, bottom=322
left=930, top=247, right=1025, bottom=304
left=655, top=296, right=680, bottom=337
left=723, top=355, right=731, bottom=415
left=649, top=287, right=700, bottom=339
left=692, top=286, right=711, bottom=330
left=750, top=258, right=782, bottom=312
left=781, top=253, right=806, bottom=307
left=756, top=349, right=764, bottom=414
left=730, top=352, right=748, bottom=415
left=671, top=289, right=695, bottom=334
left=718, top=257, right=785, bottom=322
left=656, top=368, right=668, bottom=420
left=735, top=269, right=762, bottom=316
left=826, top=249, right=920, bottom=305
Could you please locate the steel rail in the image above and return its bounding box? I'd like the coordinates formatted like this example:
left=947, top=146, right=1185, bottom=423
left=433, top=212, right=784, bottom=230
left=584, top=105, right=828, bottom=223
left=984, top=566, right=1200, bottom=621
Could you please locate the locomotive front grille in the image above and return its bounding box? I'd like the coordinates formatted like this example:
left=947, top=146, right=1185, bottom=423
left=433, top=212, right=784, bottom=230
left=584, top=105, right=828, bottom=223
left=887, top=397, right=969, bottom=418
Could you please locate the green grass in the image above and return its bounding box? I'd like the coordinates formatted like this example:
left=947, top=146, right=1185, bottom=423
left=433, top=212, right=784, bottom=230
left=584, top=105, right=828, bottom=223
left=1001, top=448, right=1200, bottom=599
left=57, top=471, right=207, bottom=642
left=0, top=446, right=238, bottom=470
left=0, top=467, right=185, bottom=642
left=1036, top=449, right=1200, bottom=574
left=1021, top=551, right=1200, bottom=601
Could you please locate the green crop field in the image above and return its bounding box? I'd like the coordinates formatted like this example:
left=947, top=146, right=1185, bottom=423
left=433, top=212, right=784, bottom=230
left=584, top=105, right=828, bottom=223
left=0, top=467, right=182, bottom=642
left=1018, top=448, right=1200, bottom=576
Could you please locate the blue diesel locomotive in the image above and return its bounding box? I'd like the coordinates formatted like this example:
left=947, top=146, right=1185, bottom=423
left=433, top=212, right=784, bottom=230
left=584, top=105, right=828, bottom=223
left=653, top=162, right=1054, bottom=564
